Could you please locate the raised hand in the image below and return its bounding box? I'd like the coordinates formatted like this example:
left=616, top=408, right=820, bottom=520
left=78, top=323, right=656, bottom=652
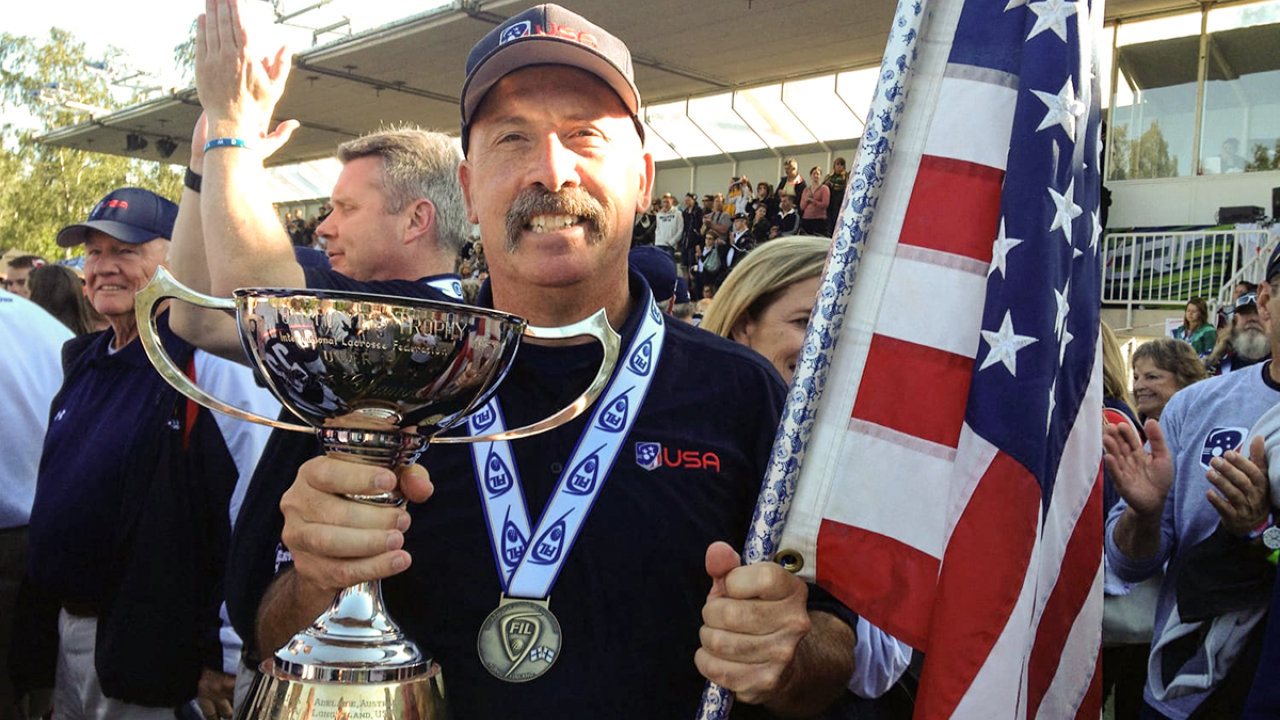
left=195, top=0, right=299, bottom=153
left=1103, top=418, right=1174, bottom=518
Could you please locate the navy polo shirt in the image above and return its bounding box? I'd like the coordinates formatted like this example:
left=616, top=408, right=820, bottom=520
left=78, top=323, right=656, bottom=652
left=379, top=275, right=804, bottom=718
left=224, top=271, right=453, bottom=643
left=28, top=314, right=188, bottom=604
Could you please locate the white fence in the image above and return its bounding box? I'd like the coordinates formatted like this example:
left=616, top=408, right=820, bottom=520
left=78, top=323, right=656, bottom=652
left=1101, top=225, right=1274, bottom=327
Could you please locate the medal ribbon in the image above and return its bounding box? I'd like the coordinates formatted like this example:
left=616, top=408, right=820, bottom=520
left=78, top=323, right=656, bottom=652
left=467, top=290, right=666, bottom=599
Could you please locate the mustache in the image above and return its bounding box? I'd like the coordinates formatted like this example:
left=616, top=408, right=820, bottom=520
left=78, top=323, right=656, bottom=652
left=503, top=187, right=610, bottom=251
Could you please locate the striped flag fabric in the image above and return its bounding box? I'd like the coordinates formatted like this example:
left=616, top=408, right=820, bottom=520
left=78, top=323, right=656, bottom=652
left=773, top=0, right=1105, bottom=717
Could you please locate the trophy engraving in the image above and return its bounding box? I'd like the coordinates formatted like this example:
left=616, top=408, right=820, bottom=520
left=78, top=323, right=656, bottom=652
left=136, top=267, right=618, bottom=719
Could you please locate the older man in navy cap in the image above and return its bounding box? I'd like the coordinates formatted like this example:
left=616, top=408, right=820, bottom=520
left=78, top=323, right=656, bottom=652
left=24, top=188, right=277, bottom=720
left=244, top=3, right=856, bottom=717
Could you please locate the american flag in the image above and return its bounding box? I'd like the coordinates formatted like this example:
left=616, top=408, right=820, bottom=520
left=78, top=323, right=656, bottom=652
left=770, top=0, right=1105, bottom=717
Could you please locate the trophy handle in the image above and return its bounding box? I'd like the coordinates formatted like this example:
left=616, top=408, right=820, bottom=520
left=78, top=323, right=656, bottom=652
left=433, top=308, right=622, bottom=444
left=136, top=267, right=311, bottom=433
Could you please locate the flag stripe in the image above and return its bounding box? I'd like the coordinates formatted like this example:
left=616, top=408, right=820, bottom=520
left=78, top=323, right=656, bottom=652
left=925, top=76, right=1019, bottom=170
left=852, top=335, right=973, bottom=449
left=824, top=424, right=952, bottom=552
left=1025, top=469, right=1103, bottom=718
left=816, top=520, right=938, bottom=650
left=1071, top=651, right=1104, bottom=720
left=899, top=155, right=1004, bottom=262
left=914, top=449, right=1041, bottom=720
left=878, top=255, right=988, bottom=358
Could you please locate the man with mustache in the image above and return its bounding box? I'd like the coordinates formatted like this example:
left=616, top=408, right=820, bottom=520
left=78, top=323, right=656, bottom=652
left=227, top=2, right=858, bottom=717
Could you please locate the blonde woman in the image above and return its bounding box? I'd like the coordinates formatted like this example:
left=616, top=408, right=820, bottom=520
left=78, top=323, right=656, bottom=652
left=701, top=236, right=830, bottom=384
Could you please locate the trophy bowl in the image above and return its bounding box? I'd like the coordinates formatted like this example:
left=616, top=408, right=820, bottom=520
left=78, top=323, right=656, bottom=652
left=136, top=268, right=619, bottom=719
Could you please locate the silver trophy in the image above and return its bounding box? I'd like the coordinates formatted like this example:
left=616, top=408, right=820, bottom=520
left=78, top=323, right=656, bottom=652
left=136, top=267, right=619, bottom=720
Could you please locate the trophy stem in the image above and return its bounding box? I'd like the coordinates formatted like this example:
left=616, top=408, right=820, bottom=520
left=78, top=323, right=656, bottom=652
left=274, top=579, right=429, bottom=683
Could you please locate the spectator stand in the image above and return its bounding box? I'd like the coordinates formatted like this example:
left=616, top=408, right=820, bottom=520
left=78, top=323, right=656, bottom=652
left=1102, top=222, right=1276, bottom=329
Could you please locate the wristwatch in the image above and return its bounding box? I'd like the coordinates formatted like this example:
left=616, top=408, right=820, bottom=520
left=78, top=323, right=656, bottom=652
left=1263, top=525, right=1280, bottom=566
left=1264, top=524, right=1280, bottom=551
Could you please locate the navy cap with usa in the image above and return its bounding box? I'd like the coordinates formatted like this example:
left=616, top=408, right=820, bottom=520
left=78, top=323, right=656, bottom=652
left=56, top=187, right=178, bottom=248
left=459, top=3, right=643, bottom=153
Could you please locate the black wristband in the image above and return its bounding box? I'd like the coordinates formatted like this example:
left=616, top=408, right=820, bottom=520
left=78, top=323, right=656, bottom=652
left=184, top=167, right=202, bottom=193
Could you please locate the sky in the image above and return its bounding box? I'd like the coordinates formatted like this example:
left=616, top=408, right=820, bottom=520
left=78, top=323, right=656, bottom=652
left=4, top=0, right=448, bottom=127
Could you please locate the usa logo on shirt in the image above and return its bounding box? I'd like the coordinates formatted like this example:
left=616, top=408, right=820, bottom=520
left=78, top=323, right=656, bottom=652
left=636, top=442, right=661, bottom=471
left=1200, top=427, right=1246, bottom=469
left=500, top=21, right=531, bottom=44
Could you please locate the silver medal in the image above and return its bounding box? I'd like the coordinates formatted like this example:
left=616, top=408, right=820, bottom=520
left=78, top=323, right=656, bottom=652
left=477, top=597, right=562, bottom=682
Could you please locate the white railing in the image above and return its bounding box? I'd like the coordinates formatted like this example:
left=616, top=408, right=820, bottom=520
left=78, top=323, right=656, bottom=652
left=1101, top=225, right=1273, bottom=327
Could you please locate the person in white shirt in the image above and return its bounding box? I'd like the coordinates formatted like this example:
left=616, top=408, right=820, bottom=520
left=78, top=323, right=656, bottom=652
left=654, top=193, right=684, bottom=257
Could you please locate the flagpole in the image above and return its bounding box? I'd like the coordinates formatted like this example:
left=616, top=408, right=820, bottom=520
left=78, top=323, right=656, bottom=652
left=694, top=0, right=931, bottom=717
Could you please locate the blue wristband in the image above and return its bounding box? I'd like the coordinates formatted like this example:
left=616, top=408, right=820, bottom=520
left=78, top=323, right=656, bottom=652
left=204, top=137, right=251, bottom=153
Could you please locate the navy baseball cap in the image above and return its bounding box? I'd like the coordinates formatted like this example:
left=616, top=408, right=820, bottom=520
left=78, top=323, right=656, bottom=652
left=1236, top=292, right=1258, bottom=312
left=460, top=4, right=642, bottom=153
left=629, top=245, right=676, bottom=303
left=57, top=188, right=178, bottom=248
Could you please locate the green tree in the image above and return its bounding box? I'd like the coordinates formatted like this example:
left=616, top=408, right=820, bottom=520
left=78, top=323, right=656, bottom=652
left=0, top=28, right=182, bottom=261
left=1121, top=120, right=1179, bottom=179
left=174, top=20, right=198, bottom=87
left=1247, top=141, right=1274, bottom=172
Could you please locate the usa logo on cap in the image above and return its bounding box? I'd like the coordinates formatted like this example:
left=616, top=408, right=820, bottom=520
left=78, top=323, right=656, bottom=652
left=500, top=21, right=531, bottom=44
left=1200, top=427, right=1246, bottom=469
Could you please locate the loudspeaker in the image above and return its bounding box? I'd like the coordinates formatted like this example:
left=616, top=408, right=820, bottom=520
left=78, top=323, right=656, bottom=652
left=1217, top=205, right=1266, bottom=224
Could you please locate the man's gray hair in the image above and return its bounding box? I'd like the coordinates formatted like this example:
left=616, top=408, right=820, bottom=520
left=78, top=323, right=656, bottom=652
left=337, top=126, right=471, bottom=257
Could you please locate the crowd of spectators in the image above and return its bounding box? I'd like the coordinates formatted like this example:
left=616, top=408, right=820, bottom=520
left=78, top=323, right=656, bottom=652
left=10, top=0, right=1280, bottom=716
left=627, top=157, right=848, bottom=302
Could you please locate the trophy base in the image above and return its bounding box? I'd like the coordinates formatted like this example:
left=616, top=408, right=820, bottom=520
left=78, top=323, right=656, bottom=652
left=236, top=658, right=450, bottom=720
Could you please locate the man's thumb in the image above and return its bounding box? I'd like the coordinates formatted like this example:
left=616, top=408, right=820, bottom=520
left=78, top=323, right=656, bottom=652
left=705, top=541, right=741, bottom=598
